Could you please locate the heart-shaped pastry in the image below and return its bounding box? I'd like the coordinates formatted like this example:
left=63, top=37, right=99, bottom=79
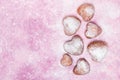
left=77, top=3, right=95, bottom=21
left=87, top=40, right=108, bottom=62
left=62, top=16, right=81, bottom=36
left=85, top=22, right=102, bottom=39
left=63, top=35, right=84, bottom=55
left=60, top=53, right=73, bottom=66
left=73, top=58, right=90, bottom=75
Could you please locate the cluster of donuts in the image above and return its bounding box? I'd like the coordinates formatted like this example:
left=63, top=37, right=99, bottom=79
left=60, top=3, right=108, bottom=75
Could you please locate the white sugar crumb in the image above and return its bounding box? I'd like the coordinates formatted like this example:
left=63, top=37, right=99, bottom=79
left=85, top=7, right=94, bottom=15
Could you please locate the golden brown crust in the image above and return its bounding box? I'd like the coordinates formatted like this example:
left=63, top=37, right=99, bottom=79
left=88, top=40, right=108, bottom=48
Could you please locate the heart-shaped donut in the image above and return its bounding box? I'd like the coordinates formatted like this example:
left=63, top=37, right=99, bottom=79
left=63, top=35, right=84, bottom=55
left=85, top=22, right=102, bottom=39
left=77, top=3, right=95, bottom=21
left=73, top=58, right=90, bottom=75
left=63, top=16, right=81, bottom=36
left=87, top=40, right=108, bottom=62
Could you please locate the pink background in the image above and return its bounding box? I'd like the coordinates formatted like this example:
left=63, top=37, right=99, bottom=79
left=0, top=0, right=120, bottom=80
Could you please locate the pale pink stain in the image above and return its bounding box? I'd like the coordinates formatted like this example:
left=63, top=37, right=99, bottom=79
left=0, top=0, right=119, bottom=80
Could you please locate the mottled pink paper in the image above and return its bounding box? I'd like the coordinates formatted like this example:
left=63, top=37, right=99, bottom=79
left=0, top=0, right=120, bottom=80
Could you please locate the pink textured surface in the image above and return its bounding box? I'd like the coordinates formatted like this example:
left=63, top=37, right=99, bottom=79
left=0, top=0, right=120, bottom=80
